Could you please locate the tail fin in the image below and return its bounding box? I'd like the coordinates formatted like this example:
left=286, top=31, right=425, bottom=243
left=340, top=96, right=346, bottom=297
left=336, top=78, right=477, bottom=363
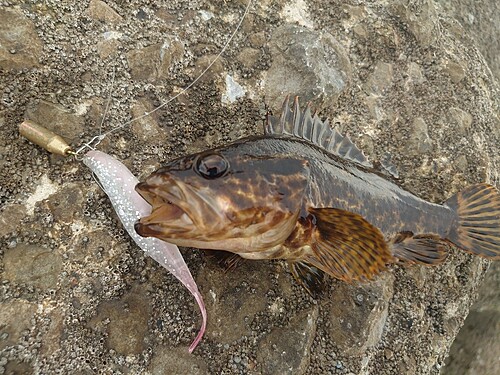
left=445, top=183, right=500, bottom=259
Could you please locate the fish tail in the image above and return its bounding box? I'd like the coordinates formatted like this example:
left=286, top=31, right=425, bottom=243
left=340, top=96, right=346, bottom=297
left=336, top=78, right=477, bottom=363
left=445, top=183, right=500, bottom=259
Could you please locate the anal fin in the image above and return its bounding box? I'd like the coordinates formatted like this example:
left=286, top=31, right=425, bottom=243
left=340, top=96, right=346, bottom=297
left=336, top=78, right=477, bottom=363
left=391, top=232, right=448, bottom=265
left=289, top=261, right=324, bottom=297
left=306, top=208, right=393, bottom=282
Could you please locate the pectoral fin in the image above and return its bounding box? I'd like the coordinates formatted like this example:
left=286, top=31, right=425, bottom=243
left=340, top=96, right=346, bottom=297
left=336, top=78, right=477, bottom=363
left=306, top=208, right=392, bottom=282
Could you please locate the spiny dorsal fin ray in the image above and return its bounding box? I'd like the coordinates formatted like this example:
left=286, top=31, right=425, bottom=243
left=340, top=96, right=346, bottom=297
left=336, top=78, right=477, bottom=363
left=266, top=96, right=371, bottom=167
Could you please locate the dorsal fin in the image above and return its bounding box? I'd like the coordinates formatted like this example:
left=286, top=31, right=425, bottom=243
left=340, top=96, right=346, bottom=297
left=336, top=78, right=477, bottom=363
left=265, top=96, right=371, bottom=167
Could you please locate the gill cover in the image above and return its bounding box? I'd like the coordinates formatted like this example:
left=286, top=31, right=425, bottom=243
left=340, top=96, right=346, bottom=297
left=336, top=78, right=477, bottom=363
left=135, top=151, right=311, bottom=252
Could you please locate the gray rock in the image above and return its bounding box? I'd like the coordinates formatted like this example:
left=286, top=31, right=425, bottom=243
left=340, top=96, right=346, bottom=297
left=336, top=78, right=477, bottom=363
left=264, top=24, right=351, bottom=109
left=85, top=0, right=122, bottom=24
left=0, top=204, right=26, bottom=237
left=448, top=107, right=473, bottom=136
left=408, top=117, right=434, bottom=154
left=196, top=260, right=270, bottom=344
left=237, top=47, right=261, bottom=69
left=3, top=244, right=62, bottom=290
left=256, top=307, right=318, bottom=375
left=44, top=183, right=85, bottom=223
left=127, top=38, right=184, bottom=82
left=438, top=0, right=500, bottom=81
left=0, top=8, right=43, bottom=71
left=389, top=0, right=440, bottom=47
left=88, top=284, right=152, bottom=355
left=326, top=273, right=393, bottom=356
left=364, top=62, right=394, bottom=95
left=149, top=346, right=208, bottom=375
left=25, top=100, right=85, bottom=143
left=0, top=300, right=36, bottom=351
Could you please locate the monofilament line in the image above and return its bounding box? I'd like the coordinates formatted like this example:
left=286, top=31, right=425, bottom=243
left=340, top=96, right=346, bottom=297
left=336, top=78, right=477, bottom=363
left=74, top=0, right=253, bottom=156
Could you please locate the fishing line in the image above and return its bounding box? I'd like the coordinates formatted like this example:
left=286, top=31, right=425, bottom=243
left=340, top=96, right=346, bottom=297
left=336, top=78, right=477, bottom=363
left=73, top=0, right=253, bottom=158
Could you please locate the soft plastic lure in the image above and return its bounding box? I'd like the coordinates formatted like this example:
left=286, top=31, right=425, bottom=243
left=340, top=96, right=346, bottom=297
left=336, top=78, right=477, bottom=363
left=83, top=150, right=206, bottom=353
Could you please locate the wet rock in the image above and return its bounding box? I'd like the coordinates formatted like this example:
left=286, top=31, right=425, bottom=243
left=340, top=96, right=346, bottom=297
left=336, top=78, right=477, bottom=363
left=149, top=346, right=208, bottom=374
left=127, top=38, right=184, bottom=82
left=25, top=100, right=85, bottom=142
left=97, top=32, right=122, bottom=59
left=389, top=0, right=440, bottom=47
left=130, top=100, right=166, bottom=144
left=89, top=284, right=151, bottom=355
left=438, top=0, right=500, bottom=81
left=264, top=24, right=351, bottom=109
left=3, top=244, right=62, bottom=290
left=326, top=274, right=394, bottom=356
left=1, top=0, right=499, bottom=373
left=196, top=260, right=270, bottom=344
left=364, top=62, right=394, bottom=95
left=443, top=60, right=467, bottom=84
left=86, top=0, right=123, bottom=24
left=256, top=307, right=318, bottom=375
left=0, top=204, right=26, bottom=237
left=0, top=8, right=43, bottom=71
left=237, top=47, right=261, bottom=69
left=448, top=107, right=473, bottom=135
left=408, top=117, right=433, bottom=154
left=0, top=300, right=36, bottom=350
left=45, top=183, right=85, bottom=223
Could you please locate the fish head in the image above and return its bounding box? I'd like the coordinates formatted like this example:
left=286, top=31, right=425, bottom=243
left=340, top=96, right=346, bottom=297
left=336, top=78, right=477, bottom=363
left=134, top=149, right=310, bottom=252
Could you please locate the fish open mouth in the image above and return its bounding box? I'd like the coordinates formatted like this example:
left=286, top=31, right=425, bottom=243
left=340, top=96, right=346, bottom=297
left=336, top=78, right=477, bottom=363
left=135, top=199, right=196, bottom=237
left=134, top=181, right=197, bottom=238
left=148, top=202, right=186, bottom=222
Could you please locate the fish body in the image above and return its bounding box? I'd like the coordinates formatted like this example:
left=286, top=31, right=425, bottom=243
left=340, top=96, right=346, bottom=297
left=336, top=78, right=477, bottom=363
left=135, top=98, right=500, bottom=292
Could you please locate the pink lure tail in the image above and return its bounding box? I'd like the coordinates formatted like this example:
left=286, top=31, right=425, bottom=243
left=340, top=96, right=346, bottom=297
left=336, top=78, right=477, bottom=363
left=83, top=150, right=207, bottom=353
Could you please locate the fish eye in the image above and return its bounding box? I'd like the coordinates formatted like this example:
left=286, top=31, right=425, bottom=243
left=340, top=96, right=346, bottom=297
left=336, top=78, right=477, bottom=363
left=195, top=153, right=229, bottom=179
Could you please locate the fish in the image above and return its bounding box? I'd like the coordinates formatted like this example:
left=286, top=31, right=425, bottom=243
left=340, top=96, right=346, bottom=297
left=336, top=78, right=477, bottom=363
left=133, top=97, right=500, bottom=294
left=83, top=150, right=206, bottom=352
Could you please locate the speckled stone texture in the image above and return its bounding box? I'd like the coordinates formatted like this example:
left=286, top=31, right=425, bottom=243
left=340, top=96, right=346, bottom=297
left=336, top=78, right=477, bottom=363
left=0, top=0, right=498, bottom=374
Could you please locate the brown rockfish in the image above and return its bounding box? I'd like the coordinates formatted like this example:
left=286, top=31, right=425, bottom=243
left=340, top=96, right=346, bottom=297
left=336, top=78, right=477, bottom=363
left=134, top=97, right=500, bottom=293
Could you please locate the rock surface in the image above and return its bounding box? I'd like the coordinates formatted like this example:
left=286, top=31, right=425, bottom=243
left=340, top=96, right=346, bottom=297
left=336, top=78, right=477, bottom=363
left=0, top=0, right=498, bottom=374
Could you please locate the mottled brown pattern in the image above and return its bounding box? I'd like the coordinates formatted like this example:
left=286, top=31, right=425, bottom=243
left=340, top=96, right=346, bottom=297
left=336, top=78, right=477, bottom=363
left=136, top=152, right=310, bottom=253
